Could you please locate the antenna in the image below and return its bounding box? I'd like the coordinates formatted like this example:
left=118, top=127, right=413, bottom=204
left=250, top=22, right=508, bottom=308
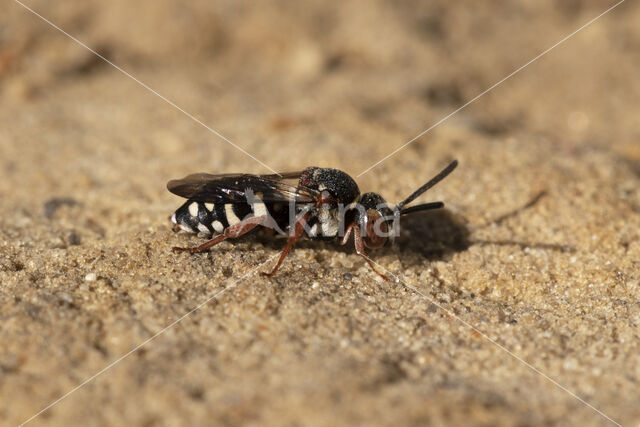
left=396, top=160, right=458, bottom=210
left=399, top=202, right=444, bottom=215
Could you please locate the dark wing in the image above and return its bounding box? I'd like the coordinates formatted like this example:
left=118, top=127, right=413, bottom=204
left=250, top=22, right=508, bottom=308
left=167, top=172, right=318, bottom=204
left=259, top=171, right=307, bottom=180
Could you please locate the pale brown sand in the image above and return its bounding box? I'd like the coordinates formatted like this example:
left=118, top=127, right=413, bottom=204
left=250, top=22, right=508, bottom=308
left=1, top=1, right=639, bottom=426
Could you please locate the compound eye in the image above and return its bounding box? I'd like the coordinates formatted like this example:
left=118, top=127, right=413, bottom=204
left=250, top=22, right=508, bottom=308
left=363, top=209, right=388, bottom=249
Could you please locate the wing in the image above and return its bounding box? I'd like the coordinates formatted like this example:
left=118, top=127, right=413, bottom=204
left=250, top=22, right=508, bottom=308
left=167, top=172, right=318, bottom=204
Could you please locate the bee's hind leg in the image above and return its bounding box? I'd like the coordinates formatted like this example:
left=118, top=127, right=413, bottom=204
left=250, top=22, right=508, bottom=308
left=262, top=213, right=310, bottom=277
left=172, top=216, right=268, bottom=254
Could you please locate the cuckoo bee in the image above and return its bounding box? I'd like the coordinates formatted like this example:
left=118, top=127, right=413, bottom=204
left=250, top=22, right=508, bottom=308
left=168, top=160, right=458, bottom=280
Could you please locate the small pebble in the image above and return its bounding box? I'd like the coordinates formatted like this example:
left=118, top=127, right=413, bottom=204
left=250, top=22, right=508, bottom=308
left=59, top=293, right=74, bottom=304
left=85, top=273, right=97, bottom=281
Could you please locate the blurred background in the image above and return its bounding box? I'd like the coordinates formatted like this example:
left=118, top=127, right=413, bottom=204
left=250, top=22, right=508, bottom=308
left=1, top=1, right=639, bottom=425
left=2, top=1, right=638, bottom=187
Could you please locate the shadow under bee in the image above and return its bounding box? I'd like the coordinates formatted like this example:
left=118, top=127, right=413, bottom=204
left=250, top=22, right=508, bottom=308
left=391, top=209, right=471, bottom=260
left=248, top=206, right=572, bottom=259
left=241, top=208, right=471, bottom=263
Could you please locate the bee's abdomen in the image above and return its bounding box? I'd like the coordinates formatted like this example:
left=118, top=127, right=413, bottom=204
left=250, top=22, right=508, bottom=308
left=171, top=200, right=229, bottom=236
left=170, top=199, right=287, bottom=236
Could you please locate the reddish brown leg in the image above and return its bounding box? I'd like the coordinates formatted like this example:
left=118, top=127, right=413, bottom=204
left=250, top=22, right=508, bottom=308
left=340, top=223, right=354, bottom=246
left=352, top=224, right=390, bottom=281
left=172, top=216, right=267, bottom=253
left=263, top=214, right=309, bottom=277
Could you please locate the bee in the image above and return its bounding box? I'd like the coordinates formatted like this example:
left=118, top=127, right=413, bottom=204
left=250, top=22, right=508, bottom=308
left=167, top=160, right=458, bottom=280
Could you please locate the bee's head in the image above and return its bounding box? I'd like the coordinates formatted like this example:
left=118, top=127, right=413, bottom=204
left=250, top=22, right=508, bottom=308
left=353, top=160, right=459, bottom=248
left=353, top=192, right=396, bottom=249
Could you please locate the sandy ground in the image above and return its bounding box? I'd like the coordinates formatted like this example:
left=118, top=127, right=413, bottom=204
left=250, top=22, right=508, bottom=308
left=1, top=1, right=639, bottom=426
